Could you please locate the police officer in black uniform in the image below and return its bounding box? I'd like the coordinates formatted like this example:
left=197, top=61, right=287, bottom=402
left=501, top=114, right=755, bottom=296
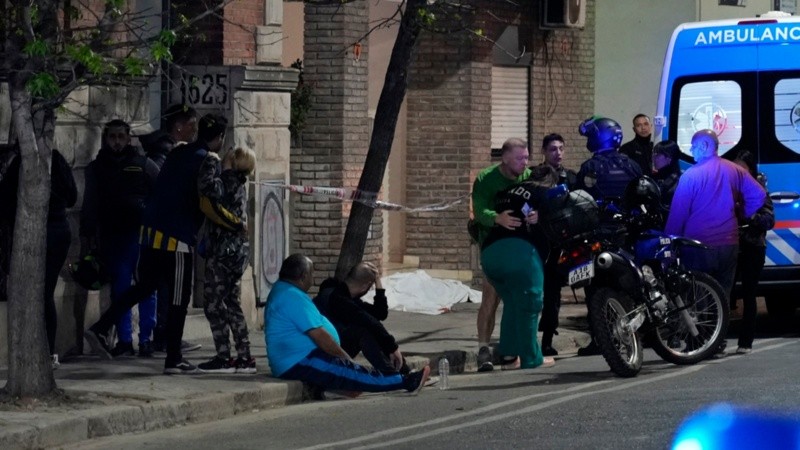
left=576, top=116, right=643, bottom=202
left=574, top=117, right=643, bottom=356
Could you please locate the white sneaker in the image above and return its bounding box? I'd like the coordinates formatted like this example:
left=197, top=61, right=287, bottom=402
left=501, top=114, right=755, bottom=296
left=736, top=347, right=752, bottom=355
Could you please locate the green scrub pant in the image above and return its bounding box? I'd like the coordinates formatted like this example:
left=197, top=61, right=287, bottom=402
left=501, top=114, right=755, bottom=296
left=480, top=237, right=545, bottom=368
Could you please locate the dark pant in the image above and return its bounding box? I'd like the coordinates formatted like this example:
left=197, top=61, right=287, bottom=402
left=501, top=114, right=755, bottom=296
left=539, top=256, right=562, bottom=335
left=44, top=220, right=71, bottom=354
left=92, top=247, right=193, bottom=366
left=733, top=242, right=766, bottom=348
left=280, top=348, right=411, bottom=393
left=340, top=326, right=408, bottom=375
left=680, top=244, right=739, bottom=303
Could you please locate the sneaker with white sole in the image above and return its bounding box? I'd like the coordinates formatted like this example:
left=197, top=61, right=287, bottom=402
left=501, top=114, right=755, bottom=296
left=234, top=356, right=257, bottom=374
left=477, top=346, right=494, bottom=372
left=736, top=347, right=752, bottom=355
left=405, top=366, right=431, bottom=394
left=164, top=359, right=199, bottom=375
left=198, top=356, right=235, bottom=374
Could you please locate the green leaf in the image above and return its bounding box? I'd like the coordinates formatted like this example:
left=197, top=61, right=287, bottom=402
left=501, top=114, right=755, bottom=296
left=23, top=39, right=48, bottom=57
left=151, top=42, right=173, bottom=62
left=123, top=57, right=146, bottom=76
left=26, top=72, right=59, bottom=98
left=158, top=29, right=177, bottom=46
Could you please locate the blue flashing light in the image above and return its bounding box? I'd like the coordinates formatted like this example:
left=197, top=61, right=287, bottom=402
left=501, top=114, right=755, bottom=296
left=672, top=403, right=800, bottom=450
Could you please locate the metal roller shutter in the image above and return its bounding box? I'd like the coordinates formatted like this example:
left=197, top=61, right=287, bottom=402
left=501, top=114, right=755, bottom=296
left=491, top=66, right=530, bottom=150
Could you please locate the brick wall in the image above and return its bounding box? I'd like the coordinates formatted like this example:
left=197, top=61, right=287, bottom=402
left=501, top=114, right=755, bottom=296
left=169, top=0, right=263, bottom=66
left=222, top=0, right=262, bottom=65
left=294, top=1, right=378, bottom=286
left=170, top=1, right=224, bottom=65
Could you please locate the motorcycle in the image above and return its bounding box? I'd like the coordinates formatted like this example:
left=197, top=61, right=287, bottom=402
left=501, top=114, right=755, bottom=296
left=550, top=182, right=728, bottom=377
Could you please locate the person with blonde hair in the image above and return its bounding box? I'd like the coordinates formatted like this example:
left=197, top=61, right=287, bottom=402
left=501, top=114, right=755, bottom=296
left=198, top=146, right=258, bottom=374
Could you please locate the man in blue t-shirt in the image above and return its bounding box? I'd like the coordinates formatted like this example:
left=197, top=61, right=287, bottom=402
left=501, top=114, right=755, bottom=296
left=264, top=254, right=430, bottom=398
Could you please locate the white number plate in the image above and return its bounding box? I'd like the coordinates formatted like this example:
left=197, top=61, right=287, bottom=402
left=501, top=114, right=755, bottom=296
left=568, top=261, right=595, bottom=286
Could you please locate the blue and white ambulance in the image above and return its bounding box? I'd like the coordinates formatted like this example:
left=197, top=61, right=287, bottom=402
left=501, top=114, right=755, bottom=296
left=655, top=12, right=800, bottom=315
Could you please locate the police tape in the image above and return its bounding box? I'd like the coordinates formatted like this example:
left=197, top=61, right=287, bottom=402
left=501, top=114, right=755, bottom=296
left=252, top=180, right=468, bottom=212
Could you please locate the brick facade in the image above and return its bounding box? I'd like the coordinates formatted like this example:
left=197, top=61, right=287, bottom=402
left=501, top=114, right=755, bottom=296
left=293, top=1, right=379, bottom=286
left=171, top=0, right=263, bottom=66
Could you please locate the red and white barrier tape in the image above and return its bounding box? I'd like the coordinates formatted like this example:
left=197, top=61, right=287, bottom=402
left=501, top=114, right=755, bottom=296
left=253, top=180, right=468, bottom=212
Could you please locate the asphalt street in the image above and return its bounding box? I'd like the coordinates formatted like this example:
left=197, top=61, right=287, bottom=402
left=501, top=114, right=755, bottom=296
left=66, top=335, right=800, bottom=450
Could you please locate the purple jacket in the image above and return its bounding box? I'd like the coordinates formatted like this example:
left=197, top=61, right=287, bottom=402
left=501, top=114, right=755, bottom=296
left=665, top=155, right=766, bottom=247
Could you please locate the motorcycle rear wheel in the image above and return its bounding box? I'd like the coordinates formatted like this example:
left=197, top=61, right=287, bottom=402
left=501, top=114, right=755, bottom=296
left=588, top=288, right=643, bottom=378
left=650, top=271, right=729, bottom=365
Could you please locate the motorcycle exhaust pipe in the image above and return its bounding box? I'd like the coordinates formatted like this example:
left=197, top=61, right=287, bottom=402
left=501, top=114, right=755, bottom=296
left=596, top=252, right=618, bottom=269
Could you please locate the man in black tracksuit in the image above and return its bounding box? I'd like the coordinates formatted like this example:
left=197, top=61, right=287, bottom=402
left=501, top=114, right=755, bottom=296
left=313, top=262, right=408, bottom=375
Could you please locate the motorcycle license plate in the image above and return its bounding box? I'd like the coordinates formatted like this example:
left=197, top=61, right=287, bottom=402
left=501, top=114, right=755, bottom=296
left=568, top=261, right=594, bottom=286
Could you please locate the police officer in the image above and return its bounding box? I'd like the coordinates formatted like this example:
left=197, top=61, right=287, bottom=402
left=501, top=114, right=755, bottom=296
left=574, top=117, right=643, bottom=356
left=576, top=116, right=643, bottom=202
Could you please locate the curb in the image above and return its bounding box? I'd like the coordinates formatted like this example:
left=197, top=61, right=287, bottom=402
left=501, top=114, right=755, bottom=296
left=0, top=381, right=306, bottom=450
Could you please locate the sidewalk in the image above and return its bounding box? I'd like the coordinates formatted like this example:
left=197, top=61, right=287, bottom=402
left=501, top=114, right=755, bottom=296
left=0, top=288, right=590, bottom=450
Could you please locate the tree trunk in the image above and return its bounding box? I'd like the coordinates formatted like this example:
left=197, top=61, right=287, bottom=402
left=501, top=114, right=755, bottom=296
left=2, top=84, right=57, bottom=398
left=335, top=0, right=424, bottom=278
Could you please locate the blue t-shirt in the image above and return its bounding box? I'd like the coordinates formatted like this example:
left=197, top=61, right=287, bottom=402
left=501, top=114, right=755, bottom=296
left=264, top=280, right=340, bottom=376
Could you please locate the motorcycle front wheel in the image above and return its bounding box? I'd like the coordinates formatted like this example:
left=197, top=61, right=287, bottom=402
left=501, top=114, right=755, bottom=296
left=588, top=287, right=643, bottom=378
left=650, top=271, right=729, bottom=365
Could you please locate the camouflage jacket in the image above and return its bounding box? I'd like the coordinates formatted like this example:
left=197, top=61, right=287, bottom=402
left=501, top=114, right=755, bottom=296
left=205, top=168, right=249, bottom=275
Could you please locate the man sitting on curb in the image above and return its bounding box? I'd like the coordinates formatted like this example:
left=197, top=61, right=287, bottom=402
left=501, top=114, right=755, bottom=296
left=265, top=254, right=430, bottom=398
left=314, top=261, right=408, bottom=375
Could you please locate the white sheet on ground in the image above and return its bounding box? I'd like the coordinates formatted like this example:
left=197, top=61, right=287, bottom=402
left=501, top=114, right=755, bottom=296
left=364, top=270, right=482, bottom=315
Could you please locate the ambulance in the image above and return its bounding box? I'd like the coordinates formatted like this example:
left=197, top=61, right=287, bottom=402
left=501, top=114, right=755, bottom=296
left=655, top=11, right=800, bottom=316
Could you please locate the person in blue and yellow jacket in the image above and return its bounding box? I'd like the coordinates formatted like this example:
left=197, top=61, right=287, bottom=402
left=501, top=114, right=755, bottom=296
left=85, top=114, right=243, bottom=375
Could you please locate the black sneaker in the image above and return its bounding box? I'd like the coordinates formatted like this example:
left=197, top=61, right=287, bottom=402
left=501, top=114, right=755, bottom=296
left=110, top=342, right=135, bottom=357
left=477, top=346, right=494, bottom=372
left=164, top=359, right=199, bottom=375
left=542, top=345, right=559, bottom=357
left=577, top=340, right=602, bottom=356
left=198, top=356, right=235, bottom=374
left=404, top=365, right=431, bottom=394
left=138, top=341, right=154, bottom=358
left=181, top=340, right=202, bottom=353
left=84, top=328, right=112, bottom=359
left=234, top=356, right=257, bottom=374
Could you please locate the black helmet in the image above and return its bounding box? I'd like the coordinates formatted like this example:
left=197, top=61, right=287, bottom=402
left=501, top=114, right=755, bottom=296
left=623, top=176, right=663, bottom=212
left=578, top=116, right=624, bottom=153
left=69, top=253, right=108, bottom=291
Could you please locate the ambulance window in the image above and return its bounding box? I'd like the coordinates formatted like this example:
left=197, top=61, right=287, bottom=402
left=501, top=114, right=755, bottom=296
left=675, top=80, right=742, bottom=157
left=774, top=78, right=800, bottom=156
